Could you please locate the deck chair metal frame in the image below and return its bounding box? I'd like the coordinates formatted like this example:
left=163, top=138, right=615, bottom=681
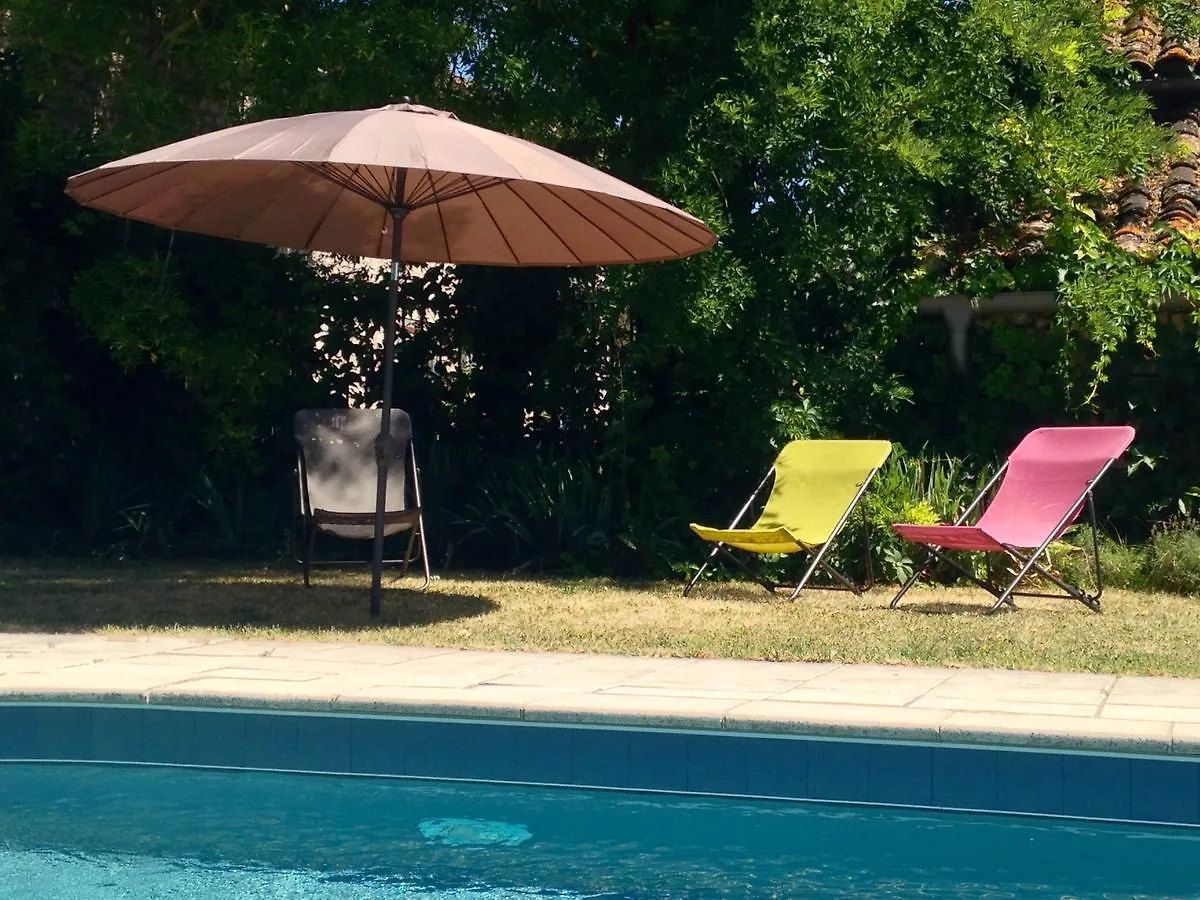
left=293, top=408, right=430, bottom=591
left=889, top=425, right=1135, bottom=615
left=684, top=440, right=892, bottom=600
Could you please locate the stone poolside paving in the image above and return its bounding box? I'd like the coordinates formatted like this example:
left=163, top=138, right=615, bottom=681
left=3, top=632, right=1200, bottom=756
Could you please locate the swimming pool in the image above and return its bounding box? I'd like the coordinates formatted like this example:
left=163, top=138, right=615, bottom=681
left=3, top=762, right=1199, bottom=898
left=1, top=703, right=1199, bottom=897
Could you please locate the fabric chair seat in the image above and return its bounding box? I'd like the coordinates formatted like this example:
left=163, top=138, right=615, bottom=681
left=688, top=524, right=810, bottom=555
left=890, top=524, right=1008, bottom=553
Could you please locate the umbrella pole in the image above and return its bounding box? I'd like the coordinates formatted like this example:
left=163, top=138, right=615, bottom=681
left=370, top=208, right=408, bottom=617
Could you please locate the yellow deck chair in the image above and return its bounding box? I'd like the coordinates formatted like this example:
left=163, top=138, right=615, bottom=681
left=684, top=440, right=892, bottom=600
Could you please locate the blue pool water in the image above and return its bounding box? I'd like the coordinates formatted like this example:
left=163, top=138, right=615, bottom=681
left=1, top=762, right=1198, bottom=898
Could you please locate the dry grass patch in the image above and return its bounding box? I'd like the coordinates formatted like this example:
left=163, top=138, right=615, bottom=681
left=1, top=560, right=1198, bottom=675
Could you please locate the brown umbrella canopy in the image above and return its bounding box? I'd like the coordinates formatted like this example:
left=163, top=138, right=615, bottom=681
left=65, top=103, right=716, bottom=265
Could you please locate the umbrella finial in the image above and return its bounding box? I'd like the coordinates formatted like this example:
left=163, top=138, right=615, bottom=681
left=382, top=100, right=458, bottom=119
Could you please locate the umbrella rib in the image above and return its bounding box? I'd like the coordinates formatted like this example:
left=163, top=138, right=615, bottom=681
left=71, top=161, right=194, bottom=207
left=425, top=171, right=454, bottom=261
left=218, top=163, right=346, bottom=246
left=427, top=172, right=466, bottom=206
left=545, top=185, right=678, bottom=259
left=299, top=179, right=352, bottom=251
left=299, top=162, right=392, bottom=206
left=162, top=163, right=302, bottom=234
left=406, top=171, right=436, bottom=207
left=587, top=188, right=712, bottom=248
left=535, top=184, right=641, bottom=261
left=302, top=164, right=506, bottom=212
left=629, top=200, right=715, bottom=245
left=408, top=171, right=509, bottom=208
left=466, top=175, right=523, bottom=264
left=97, top=161, right=296, bottom=234
left=356, top=165, right=397, bottom=205
left=483, top=181, right=580, bottom=264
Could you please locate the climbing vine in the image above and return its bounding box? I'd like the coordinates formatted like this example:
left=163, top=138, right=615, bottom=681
left=1057, top=221, right=1200, bottom=403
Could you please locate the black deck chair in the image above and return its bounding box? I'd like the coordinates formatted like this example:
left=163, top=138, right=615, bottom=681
left=293, top=408, right=430, bottom=590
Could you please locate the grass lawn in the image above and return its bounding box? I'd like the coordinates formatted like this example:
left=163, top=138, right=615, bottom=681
left=0, top=560, right=1197, bottom=676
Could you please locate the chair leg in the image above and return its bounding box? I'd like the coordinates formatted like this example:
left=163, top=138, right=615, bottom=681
left=895, top=531, right=1105, bottom=615
left=683, top=544, right=724, bottom=597
left=400, top=527, right=416, bottom=578
left=415, top=517, right=431, bottom=591
left=786, top=471, right=879, bottom=600
left=381, top=517, right=431, bottom=594
left=889, top=553, right=931, bottom=608
left=985, top=456, right=1119, bottom=612
left=1089, top=509, right=1104, bottom=606
left=819, top=560, right=863, bottom=595
left=988, top=549, right=1049, bottom=614
left=303, top=519, right=316, bottom=588
left=1019, top=559, right=1102, bottom=612
left=988, top=492, right=1105, bottom=614
left=683, top=468, right=777, bottom=597
left=1080, top=492, right=1104, bottom=611
left=891, top=545, right=1018, bottom=610
left=786, top=560, right=861, bottom=601
left=692, top=541, right=869, bottom=602
left=786, top=542, right=836, bottom=601
left=988, top=550, right=1102, bottom=613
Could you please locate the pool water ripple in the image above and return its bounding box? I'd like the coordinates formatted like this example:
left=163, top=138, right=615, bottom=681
left=0, top=763, right=1196, bottom=898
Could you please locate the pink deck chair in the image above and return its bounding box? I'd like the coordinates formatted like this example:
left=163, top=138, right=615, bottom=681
left=889, top=426, right=1135, bottom=614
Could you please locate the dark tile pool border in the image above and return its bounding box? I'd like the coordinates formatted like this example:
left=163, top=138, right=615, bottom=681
left=3, top=687, right=1188, bottom=756
left=2, top=702, right=1199, bottom=828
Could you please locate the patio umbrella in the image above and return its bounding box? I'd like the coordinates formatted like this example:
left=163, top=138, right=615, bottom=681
left=65, top=102, right=716, bottom=615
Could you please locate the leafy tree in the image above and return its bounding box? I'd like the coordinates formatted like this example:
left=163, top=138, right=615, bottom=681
left=462, top=0, right=1182, bottom=542
left=0, top=0, right=466, bottom=551
left=2, top=0, right=1198, bottom=567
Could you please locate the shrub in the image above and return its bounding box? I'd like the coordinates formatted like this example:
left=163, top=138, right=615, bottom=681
left=452, top=449, right=616, bottom=574
left=1143, top=520, right=1200, bottom=596
left=1056, top=531, right=1146, bottom=593
left=1056, top=524, right=1200, bottom=597
left=839, top=446, right=998, bottom=585
left=987, top=533, right=1094, bottom=594
left=1095, top=536, right=1147, bottom=590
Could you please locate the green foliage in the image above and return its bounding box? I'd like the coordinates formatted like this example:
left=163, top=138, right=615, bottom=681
left=2, top=0, right=1199, bottom=580
left=1099, top=536, right=1150, bottom=589
left=872, top=501, right=940, bottom=586
left=1127, top=1, right=1200, bottom=40
left=1058, top=522, right=1200, bottom=596
left=839, top=446, right=998, bottom=584
left=1057, top=223, right=1200, bottom=404
left=454, top=450, right=616, bottom=575
left=186, top=470, right=289, bottom=558
left=1144, top=520, right=1200, bottom=596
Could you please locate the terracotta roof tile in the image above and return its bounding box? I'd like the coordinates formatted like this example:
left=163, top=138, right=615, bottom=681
left=1113, top=4, right=1200, bottom=77
left=1118, top=14, right=1166, bottom=73
left=1084, top=5, right=1200, bottom=251
left=927, top=5, right=1200, bottom=271
left=1109, top=103, right=1200, bottom=250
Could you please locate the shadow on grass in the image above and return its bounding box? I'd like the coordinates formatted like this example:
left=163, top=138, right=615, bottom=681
left=0, top=563, right=496, bottom=632
left=894, top=600, right=1014, bottom=616
left=683, top=584, right=777, bottom=604
left=686, top=581, right=880, bottom=605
